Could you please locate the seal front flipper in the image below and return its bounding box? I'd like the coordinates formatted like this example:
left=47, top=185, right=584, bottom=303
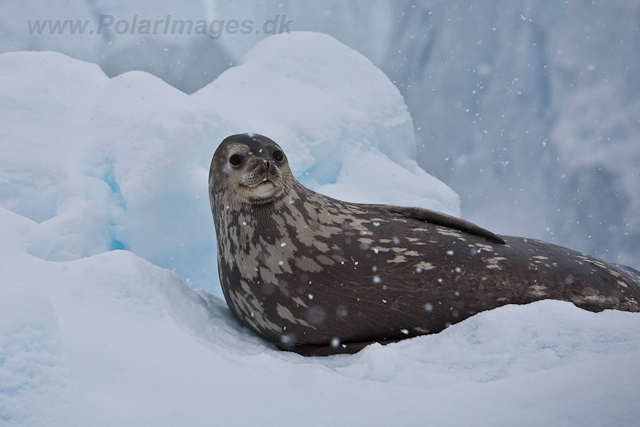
left=385, top=206, right=506, bottom=244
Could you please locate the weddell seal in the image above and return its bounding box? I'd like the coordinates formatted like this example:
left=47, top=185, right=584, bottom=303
left=209, top=133, right=640, bottom=356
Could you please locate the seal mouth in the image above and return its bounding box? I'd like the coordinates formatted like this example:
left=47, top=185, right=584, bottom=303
left=240, top=179, right=275, bottom=189
left=237, top=164, right=285, bottom=204
left=243, top=183, right=285, bottom=204
left=241, top=168, right=276, bottom=188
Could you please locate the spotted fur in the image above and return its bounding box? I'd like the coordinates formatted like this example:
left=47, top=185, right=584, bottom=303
left=210, top=134, right=640, bottom=356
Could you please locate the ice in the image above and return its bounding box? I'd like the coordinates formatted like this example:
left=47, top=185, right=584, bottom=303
left=0, top=32, right=457, bottom=295
left=193, top=32, right=460, bottom=213
left=0, top=51, right=227, bottom=292
left=379, top=0, right=640, bottom=267
left=1, top=30, right=639, bottom=426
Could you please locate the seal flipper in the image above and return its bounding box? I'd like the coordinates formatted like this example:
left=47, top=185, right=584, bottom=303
left=386, top=206, right=506, bottom=244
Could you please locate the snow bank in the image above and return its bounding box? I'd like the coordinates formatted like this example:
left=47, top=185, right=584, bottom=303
left=0, top=32, right=457, bottom=297
left=194, top=32, right=458, bottom=211
left=0, top=49, right=225, bottom=295
left=1, top=32, right=639, bottom=426
left=2, top=224, right=639, bottom=425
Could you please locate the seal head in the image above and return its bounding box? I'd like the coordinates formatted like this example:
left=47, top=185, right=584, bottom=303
left=210, top=134, right=290, bottom=204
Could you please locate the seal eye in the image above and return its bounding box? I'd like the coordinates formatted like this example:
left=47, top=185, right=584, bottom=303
left=272, top=150, right=284, bottom=162
left=229, top=154, right=244, bottom=166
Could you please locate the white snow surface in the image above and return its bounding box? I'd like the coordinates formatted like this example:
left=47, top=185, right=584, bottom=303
left=1, top=32, right=639, bottom=426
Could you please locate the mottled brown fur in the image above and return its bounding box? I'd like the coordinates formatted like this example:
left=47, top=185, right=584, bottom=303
left=210, top=134, right=640, bottom=356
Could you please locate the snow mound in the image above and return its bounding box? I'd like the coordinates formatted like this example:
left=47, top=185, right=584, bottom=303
left=195, top=32, right=459, bottom=211
left=1, top=233, right=639, bottom=425
left=0, top=32, right=458, bottom=297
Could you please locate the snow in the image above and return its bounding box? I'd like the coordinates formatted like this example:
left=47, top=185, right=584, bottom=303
left=1, top=32, right=458, bottom=297
left=2, top=233, right=640, bottom=425
left=1, top=31, right=639, bottom=426
left=193, top=32, right=458, bottom=212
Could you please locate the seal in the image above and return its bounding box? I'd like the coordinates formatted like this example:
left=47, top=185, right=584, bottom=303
left=209, top=133, right=640, bottom=356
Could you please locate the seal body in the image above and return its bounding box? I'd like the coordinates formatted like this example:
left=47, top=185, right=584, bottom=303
left=209, top=134, right=640, bottom=356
